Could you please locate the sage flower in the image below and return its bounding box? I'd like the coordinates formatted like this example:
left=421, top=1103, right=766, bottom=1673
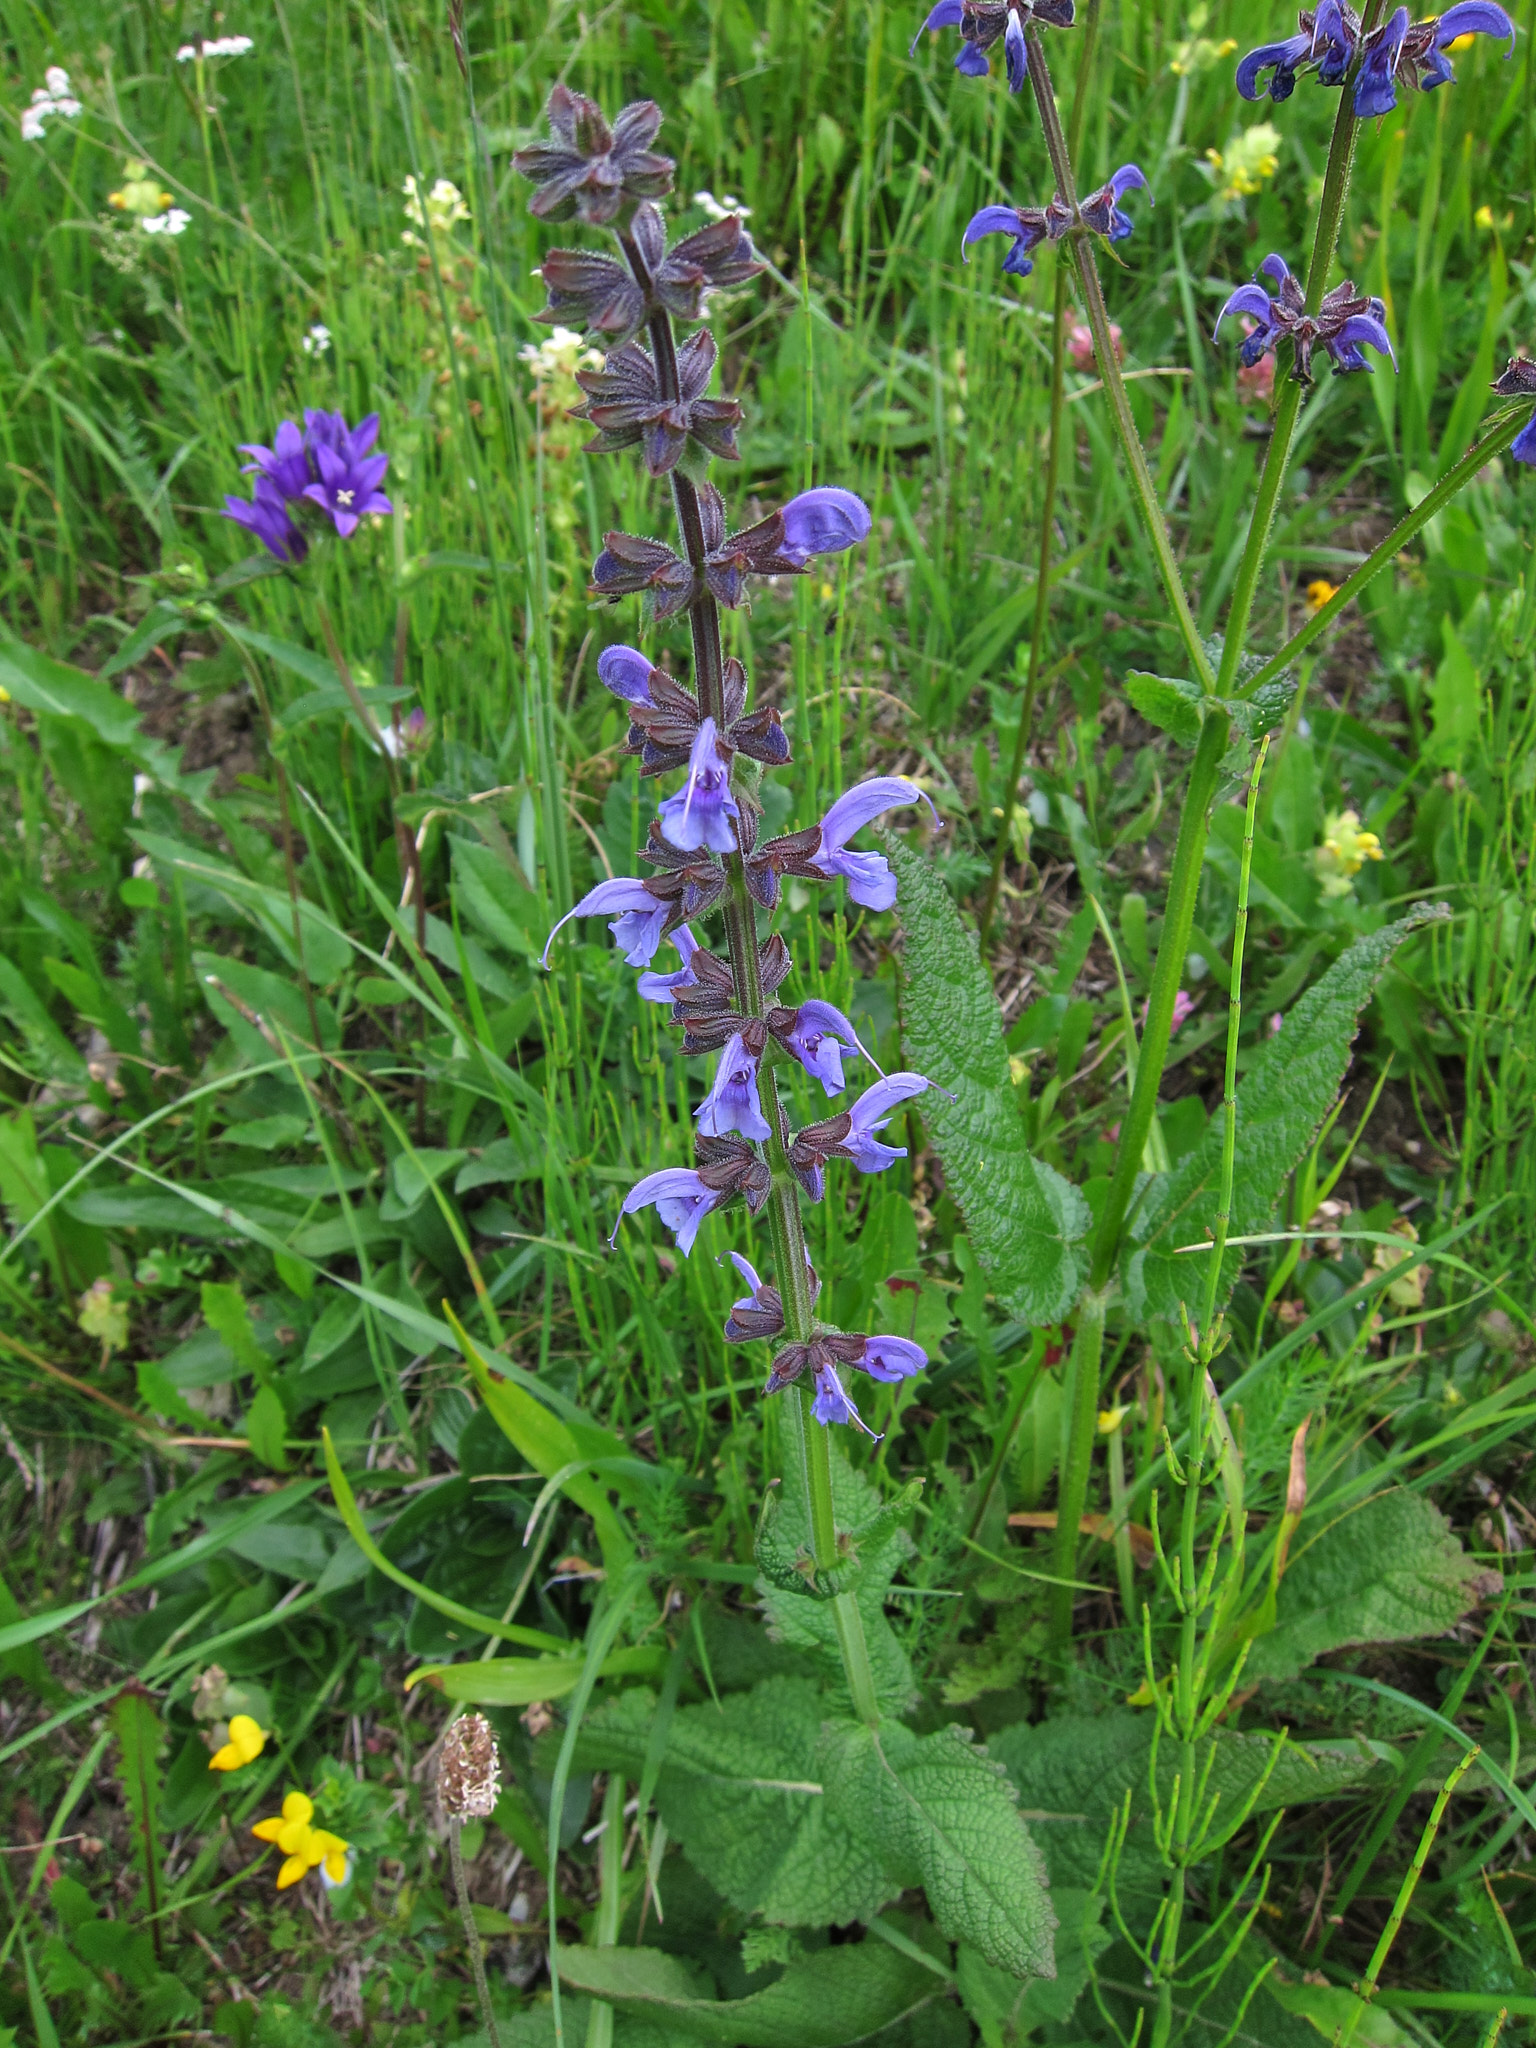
left=767, top=999, right=875, bottom=1094
left=695, top=1029, right=772, bottom=1143
left=1216, top=254, right=1394, bottom=382
left=611, top=1137, right=770, bottom=1255
left=963, top=166, right=1146, bottom=278
left=751, top=776, right=939, bottom=911
left=572, top=330, right=742, bottom=476
left=657, top=718, right=740, bottom=853
left=541, top=877, right=669, bottom=967
left=637, top=924, right=700, bottom=1003
left=1352, top=1, right=1514, bottom=116
left=788, top=1071, right=943, bottom=1200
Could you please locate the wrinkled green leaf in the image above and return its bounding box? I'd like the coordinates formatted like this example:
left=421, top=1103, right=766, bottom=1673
left=956, top=1888, right=1106, bottom=2045
left=1125, top=671, right=1204, bottom=746
left=556, top=1936, right=940, bottom=2045
left=1245, top=1488, right=1498, bottom=1683
left=1123, top=909, right=1450, bottom=1319
left=570, top=1679, right=895, bottom=1929
left=888, top=837, right=1089, bottom=1324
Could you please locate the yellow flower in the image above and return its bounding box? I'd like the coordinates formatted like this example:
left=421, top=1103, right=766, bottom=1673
left=1097, top=1405, right=1130, bottom=1434
left=1205, top=123, right=1282, bottom=202
left=252, top=1792, right=349, bottom=1890
left=209, top=1713, right=267, bottom=1772
left=1475, top=204, right=1495, bottom=229
left=107, top=162, right=176, bottom=219
left=1305, top=578, right=1339, bottom=612
left=1313, top=808, right=1384, bottom=898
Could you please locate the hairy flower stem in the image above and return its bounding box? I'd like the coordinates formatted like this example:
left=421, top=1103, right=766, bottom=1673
left=1025, top=28, right=1214, bottom=695
left=979, top=1, right=1102, bottom=949
left=1215, top=12, right=1382, bottom=696
left=627, top=237, right=882, bottom=1728
left=448, top=1819, right=503, bottom=2048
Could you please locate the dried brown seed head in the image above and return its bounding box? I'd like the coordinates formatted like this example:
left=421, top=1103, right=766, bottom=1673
left=439, top=1713, right=502, bottom=1820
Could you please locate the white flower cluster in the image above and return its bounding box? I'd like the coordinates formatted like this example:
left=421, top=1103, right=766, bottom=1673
left=22, top=67, right=81, bottom=142
left=175, top=36, right=254, bottom=60
left=518, top=325, right=603, bottom=384
left=693, top=189, right=752, bottom=222
left=143, top=209, right=191, bottom=236
left=402, top=175, right=470, bottom=243
left=301, top=323, right=332, bottom=356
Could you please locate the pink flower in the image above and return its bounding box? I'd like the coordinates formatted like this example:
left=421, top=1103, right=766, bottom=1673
left=1068, top=320, right=1123, bottom=371
left=1170, top=990, right=1196, bottom=1034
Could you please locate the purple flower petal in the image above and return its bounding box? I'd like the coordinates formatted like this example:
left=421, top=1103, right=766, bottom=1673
left=962, top=205, right=1026, bottom=256
left=611, top=1168, right=719, bottom=1255
left=696, top=1031, right=771, bottom=1142
left=954, top=41, right=992, bottom=73
left=1433, top=0, right=1515, bottom=49
left=1214, top=283, right=1275, bottom=336
left=909, top=0, right=963, bottom=52
left=780, top=998, right=875, bottom=1096
left=1235, top=30, right=1311, bottom=99
left=810, top=1361, right=879, bottom=1435
left=778, top=487, right=872, bottom=564
left=597, top=643, right=657, bottom=705
left=859, top=1334, right=926, bottom=1383
left=658, top=716, right=739, bottom=854
left=636, top=923, right=699, bottom=1003
left=1332, top=311, right=1397, bottom=368
left=1004, top=9, right=1027, bottom=89
left=542, top=877, right=666, bottom=968
left=1107, top=163, right=1149, bottom=201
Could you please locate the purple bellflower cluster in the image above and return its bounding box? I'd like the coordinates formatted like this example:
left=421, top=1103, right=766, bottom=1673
left=1236, top=0, right=1513, bottom=117
left=519, top=92, right=946, bottom=1437
left=224, top=410, right=393, bottom=563
left=1216, top=254, right=1395, bottom=382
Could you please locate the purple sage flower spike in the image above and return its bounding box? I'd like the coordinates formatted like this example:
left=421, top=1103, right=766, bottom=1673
left=636, top=923, right=700, bottom=1003
left=770, top=998, right=880, bottom=1096
left=657, top=717, right=740, bottom=854
left=842, top=1071, right=941, bottom=1172
left=857, top=1334, right=927, bottom=1383
left=812, top=776, right=940, bottom=909
left=610, top=1168, right=722, bottom=1255
left=777, top=488, right=873, bottom=564
left=1080, top=164, right=1150, bottom=243
left=542, top=876, right=669, bottom=968
left=914, top=0, right=1075, bottom=87
left=300, top=413, right=392, bottom=537
left=239, top=419, right=311, bottom=501
left=696, top=1030, right=771, bottom=1142
left=597, top=643, right=658, bottom=706
left=223, top=477, right=307, bottom=563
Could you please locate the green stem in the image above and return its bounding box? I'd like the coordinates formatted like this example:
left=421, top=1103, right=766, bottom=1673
left=1202, top=737, right=1269, bottom=1334
left=1244, top=408, right=1531, bottom=697
left=1023, top=28, right=1214, bottom=694
left=582, top=1772, right=626, bottom=2048
left=1048, top=1284, right=1108, bottom=1648
left=628, top=238, right=882, bottom=1731
left=1089, top=711, right=1229, bottom=1290
left=449, top=1820, right=503, bottom=2048
left=978, top=0, right=1101, bottom=948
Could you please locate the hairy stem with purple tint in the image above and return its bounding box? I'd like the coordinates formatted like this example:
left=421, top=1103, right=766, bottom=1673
left=621, top=230, right=882, bottom=1726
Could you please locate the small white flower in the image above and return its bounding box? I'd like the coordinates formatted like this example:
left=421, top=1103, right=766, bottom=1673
left=21, top=68, right=81, bottom=138
left=177, top=35, right=254, bottom=61
left=401, top=173, right=469, bottom=236
left=143, top=208, right=191, bottom=236
left=693, top=189, right=751, bottom=222
left=301, top=323, right=332, bottom=355
left=518, top=326, right=603, bottom=383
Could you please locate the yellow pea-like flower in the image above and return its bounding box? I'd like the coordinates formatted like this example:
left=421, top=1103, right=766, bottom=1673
left=1305, top=578, right=1339, bottom=612
left=208, top=1713, right=267, bottom=1772
left=251, top=1792, right=349, bottom=1892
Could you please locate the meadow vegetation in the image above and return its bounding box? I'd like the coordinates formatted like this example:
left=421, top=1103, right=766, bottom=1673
left=4, top=0, right=1536, bottom=2042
